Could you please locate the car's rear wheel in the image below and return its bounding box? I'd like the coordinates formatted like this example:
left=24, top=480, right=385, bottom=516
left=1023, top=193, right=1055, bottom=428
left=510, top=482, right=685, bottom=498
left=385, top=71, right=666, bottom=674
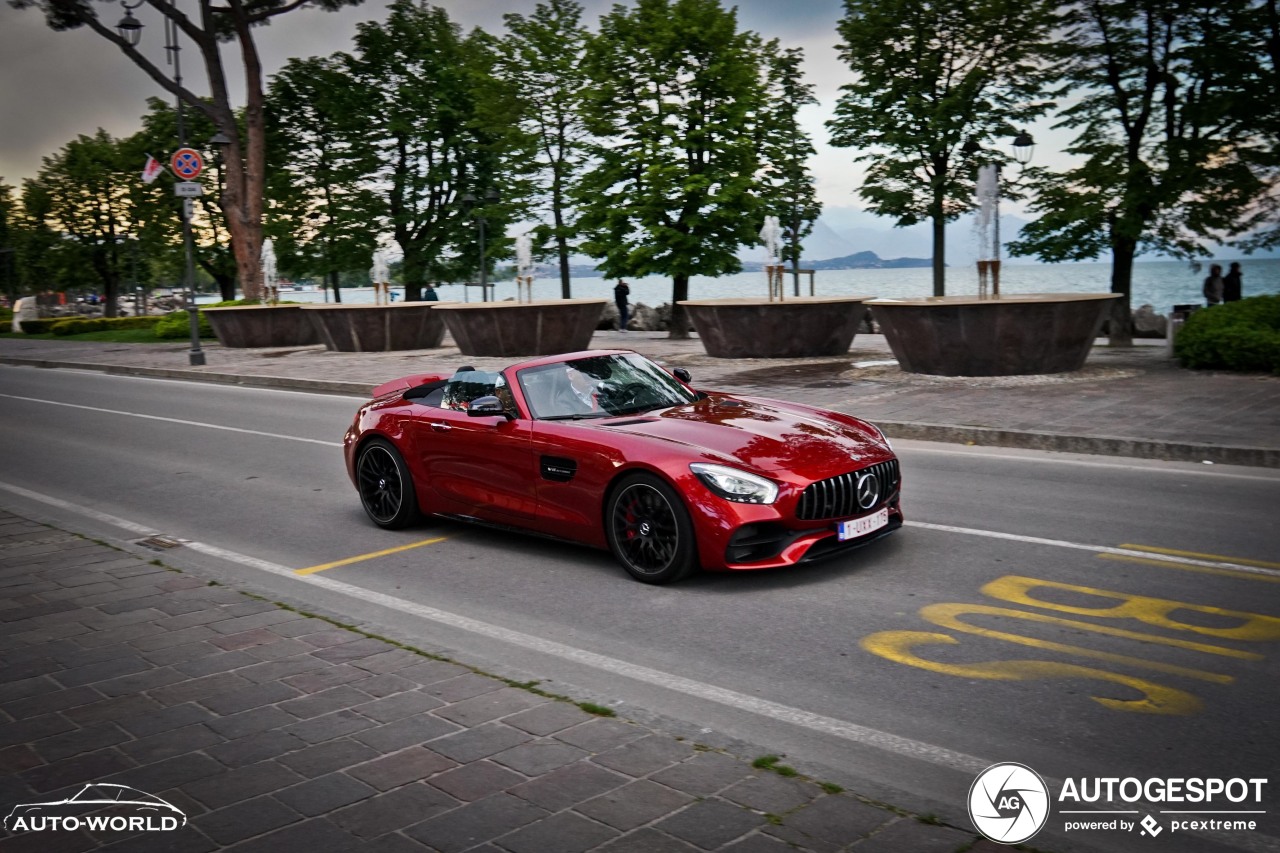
left=356, top=438, right=420, bottom=529
left=606, top=473, right=697, bottom=584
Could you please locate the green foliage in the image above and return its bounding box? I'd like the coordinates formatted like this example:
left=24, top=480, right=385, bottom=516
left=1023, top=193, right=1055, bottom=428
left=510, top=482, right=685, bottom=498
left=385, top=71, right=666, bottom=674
left=751, top=755, right=799, bottom=777
left=154, top=309, right=213, bottom=340
left=343, top=0, right=518, bottom=299
left=1008, top=0, right=1277, bottom=339
left=265, top=58, right=379, bottom=299
left=22, top=129, right=138, bottom=309
left=827, top=0, right=1058, bottom=295
left=498, top=0, right=593, bottom=298
left=0, top=307, right=12, bottom=326
left=757, top=46, right=822, bottom=273
left=19, top=319, right=60, bottom=334
left=1174, top=296, right=1280, bottom=373
left=51, top=316, right=161, bottom=336
left=576, top=0, right=771, bottom=334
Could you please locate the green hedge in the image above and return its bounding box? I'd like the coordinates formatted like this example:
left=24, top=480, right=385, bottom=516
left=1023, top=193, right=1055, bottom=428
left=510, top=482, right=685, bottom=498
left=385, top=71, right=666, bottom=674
left=155, top=309, right=214, bottom=339
left=1174, top=295, right=1280, bottom=373
left=19, top=319, right=60, bottom=334
left=51, top=316, right=162, bottom=336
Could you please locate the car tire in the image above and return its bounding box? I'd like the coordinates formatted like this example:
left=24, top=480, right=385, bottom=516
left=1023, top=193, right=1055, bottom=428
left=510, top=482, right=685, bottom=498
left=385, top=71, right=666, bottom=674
left=356, top=438, right=421, bottom=529
left=605, top=472, right=698, bottom=584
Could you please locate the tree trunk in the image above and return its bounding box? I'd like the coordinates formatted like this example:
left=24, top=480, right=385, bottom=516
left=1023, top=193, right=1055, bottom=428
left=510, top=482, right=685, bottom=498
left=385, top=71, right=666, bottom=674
left=1107, top=235, right=1136, bottom=347
left=931, top=213, right=946, bottom=298
left=215, top=274, right=235, bottom=302
left=554, top=202, right=572, bottom=298
left=668, top=274, right=690, bottom=339
left=556, top=233, right=572, bottom=299
left=400, top=248, right=424, bottom=303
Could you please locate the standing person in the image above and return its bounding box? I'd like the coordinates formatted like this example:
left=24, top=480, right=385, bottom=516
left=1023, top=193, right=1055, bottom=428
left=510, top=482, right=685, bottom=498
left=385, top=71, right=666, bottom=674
left=424, top=284, right=439, bottom=302
left=614, top=280, right=631, bottom=331
left=1223, top=262, right=1243, bottom=302
left=1202, top=264, right=1225, bottom=306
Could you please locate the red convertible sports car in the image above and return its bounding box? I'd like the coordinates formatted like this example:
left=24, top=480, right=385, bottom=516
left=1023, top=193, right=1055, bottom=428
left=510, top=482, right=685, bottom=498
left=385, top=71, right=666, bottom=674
left=344, top=350, right=902, bottom=584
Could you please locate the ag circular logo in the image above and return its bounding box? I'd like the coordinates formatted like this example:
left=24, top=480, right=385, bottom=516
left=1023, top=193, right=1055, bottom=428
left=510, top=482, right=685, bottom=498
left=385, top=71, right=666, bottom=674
left=968, top=762, right=1050, bottom=844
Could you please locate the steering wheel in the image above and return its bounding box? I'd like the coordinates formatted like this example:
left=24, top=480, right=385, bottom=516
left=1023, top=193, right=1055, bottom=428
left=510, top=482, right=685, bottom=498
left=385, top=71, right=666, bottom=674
left=614, top=382, right=651, bottom=410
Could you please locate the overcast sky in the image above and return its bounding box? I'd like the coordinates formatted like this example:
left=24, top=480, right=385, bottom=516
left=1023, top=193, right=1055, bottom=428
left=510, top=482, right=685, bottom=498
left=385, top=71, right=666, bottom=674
left=1, top=0, right=1064, bottom=231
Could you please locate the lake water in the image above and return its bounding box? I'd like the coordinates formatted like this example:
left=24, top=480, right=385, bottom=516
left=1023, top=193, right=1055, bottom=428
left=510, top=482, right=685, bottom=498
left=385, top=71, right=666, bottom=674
left=212, top=258, right=1280, bottom=312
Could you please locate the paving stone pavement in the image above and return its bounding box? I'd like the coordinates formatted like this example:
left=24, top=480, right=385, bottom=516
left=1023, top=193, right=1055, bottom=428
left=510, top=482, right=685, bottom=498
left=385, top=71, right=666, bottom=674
left=1, top=329, right=1276, bottom=467
left=0, top=509, right=984, bottom=852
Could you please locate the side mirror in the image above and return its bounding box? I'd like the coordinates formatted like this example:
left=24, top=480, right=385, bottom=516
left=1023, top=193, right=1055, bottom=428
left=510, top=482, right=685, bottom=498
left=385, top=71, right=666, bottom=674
left=467, top=396, right=511, bottom=419
left=672, top=367, right=692, bottom=384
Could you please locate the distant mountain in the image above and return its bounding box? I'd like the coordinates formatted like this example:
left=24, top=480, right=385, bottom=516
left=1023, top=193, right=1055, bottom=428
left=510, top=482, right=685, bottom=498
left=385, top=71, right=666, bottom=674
left=808, top=250, right=932, bottom=269
left=738, top=251, right=931, bottom=270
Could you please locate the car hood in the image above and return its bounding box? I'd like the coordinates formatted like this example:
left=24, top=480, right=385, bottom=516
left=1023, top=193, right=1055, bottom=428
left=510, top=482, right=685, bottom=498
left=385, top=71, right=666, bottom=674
left=600, top=395, right=890, bottom=479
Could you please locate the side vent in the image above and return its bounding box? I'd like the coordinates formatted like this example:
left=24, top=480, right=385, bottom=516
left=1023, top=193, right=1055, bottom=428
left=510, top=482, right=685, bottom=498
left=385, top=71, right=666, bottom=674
left=540, top=456, right=577, bottom=483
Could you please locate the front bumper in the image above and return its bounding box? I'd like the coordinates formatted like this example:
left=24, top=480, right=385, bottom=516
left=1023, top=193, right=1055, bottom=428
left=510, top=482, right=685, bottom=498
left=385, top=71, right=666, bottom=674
left=684, top=478, right=904, bottom=571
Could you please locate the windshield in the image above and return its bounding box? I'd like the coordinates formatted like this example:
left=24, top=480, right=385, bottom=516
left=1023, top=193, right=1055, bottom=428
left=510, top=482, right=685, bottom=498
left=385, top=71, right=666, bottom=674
left=518, top=353, right=697, bottom=420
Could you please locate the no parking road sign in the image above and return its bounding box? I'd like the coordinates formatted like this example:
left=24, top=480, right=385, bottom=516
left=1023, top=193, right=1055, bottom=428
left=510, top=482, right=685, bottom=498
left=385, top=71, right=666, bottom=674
left=171, top=148, right=204, bottom=180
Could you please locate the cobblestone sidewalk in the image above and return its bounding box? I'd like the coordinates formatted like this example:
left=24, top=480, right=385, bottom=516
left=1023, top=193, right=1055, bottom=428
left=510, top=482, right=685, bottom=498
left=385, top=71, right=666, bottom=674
left=0, top=509, right=990, bottom=852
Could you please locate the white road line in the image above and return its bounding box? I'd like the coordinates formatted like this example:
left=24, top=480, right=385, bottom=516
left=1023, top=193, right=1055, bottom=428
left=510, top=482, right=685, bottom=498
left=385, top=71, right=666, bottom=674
left=906, top=520, right=1280, bottom=580
left=0, top=480, right=988, bottom=776
left=0, top=393, right=343, bottom=448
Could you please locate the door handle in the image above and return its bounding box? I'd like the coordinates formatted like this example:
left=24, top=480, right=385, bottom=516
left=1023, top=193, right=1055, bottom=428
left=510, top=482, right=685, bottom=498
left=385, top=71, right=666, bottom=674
left=430, top=422, right=452, bottom=432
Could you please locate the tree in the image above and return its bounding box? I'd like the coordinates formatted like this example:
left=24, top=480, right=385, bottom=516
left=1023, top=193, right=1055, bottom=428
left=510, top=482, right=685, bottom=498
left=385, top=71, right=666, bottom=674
left=827, top=0, right=1057, bottom=296
left=0, top=181, right=18, bottom=303
left=1009, top=0, right=1279, bottom=345
left=757, top=46, right=822, bottom=296
left=25, top=129, right=137, bottom=315
left=266, top=57, right=380, bottom=302
left=497, top=0, right=593, bottom=299
left=345, top=0, right=517, bottom=302
left=14, top=0, right=366, bottom=302
left=577, top=0, right=767, bottom=338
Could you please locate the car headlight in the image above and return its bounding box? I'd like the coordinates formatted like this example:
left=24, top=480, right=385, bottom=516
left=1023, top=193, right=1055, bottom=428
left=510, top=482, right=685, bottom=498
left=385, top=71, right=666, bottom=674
left=867, top=423, right=893, bottom=451
left=690, top=463, right=778, bottom=504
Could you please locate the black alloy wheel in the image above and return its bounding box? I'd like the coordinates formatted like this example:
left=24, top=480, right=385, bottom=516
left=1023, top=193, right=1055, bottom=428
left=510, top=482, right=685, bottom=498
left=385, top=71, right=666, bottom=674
left=356, top=438, right=420, bottom=529
left=606, top=473, right=697, bottom=584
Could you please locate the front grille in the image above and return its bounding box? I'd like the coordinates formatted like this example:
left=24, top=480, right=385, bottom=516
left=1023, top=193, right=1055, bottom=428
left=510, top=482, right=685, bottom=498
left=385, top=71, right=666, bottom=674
left=796, top=459, right=899, bottom=521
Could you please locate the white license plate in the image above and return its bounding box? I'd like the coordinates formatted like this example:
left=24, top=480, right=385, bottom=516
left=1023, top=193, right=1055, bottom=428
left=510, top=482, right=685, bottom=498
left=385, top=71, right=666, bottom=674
left=837, top=507, right=889, bottom=541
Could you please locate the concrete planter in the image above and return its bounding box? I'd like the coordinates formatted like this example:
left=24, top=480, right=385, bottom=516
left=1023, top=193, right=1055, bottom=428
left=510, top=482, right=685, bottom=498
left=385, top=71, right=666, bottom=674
left=431, top=299, right=607, bottom=357
left=867, top=293, right=1120, bottom=376
left=303, top=303, right=447, bottom=352
left=200, top=304, right=320, bottom=348
left=678, top=297, right=874, bottom=358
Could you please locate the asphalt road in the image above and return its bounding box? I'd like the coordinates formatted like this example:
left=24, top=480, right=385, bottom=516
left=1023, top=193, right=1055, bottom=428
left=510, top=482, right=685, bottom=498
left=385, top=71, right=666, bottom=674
left=2, top=364, right=1278, bottom=853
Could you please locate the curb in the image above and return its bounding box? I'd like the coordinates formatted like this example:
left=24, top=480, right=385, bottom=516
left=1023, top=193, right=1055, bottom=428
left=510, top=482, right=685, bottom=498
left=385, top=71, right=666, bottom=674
left=877, top=421, right=1279, bottom=469
left=4, top=354, right=1276, bottom=469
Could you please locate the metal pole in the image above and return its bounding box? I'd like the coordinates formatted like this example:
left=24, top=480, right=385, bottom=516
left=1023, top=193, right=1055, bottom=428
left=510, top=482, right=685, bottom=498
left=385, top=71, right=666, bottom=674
left=477, top=215, right=488, bottom=303
left=167, top=3, right=204, bottom=365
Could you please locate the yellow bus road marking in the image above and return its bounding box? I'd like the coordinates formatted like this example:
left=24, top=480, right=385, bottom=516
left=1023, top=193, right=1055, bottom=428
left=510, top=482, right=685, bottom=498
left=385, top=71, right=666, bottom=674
left=1119, top=543, right=1280, bottom=571
left=294, top=537, right=449, bottom=575
left=1099, top=553, right=1280, bottom=584
left=924, top=602, right=1263, bottom=662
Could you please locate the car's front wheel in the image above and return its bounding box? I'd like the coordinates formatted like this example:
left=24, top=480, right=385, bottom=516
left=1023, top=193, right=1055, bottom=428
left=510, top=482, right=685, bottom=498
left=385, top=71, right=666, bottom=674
left=356, top=438, right=420, bottom=529
left=606, top=473, right=697, bottom=584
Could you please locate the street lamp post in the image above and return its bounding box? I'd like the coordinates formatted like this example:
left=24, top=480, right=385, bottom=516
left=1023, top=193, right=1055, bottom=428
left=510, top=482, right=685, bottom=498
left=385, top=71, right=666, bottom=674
left=461, top=188, right=500, bottom=302
left=118, top=0, right=205, bottom=366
